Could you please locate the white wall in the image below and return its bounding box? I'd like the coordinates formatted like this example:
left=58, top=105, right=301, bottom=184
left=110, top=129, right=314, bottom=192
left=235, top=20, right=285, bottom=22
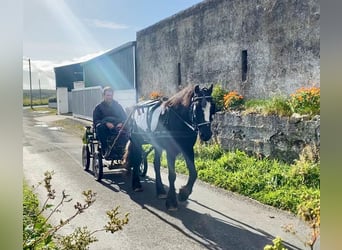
left=57, top=87, right=69, bottom=114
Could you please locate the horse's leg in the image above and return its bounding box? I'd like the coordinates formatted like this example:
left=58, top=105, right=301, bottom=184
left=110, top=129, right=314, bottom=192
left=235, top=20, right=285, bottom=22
left=153, top=148, right=167, bottom=199
left=165, top=152, right=178, bottom=211
left=178, top=147, right=197, bottom=202
left=125, top=140, right=143, bottom=192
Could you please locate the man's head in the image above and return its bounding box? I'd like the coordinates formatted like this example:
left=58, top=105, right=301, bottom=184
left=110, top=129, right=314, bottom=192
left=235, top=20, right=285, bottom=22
left=103, top=86, right=114, bottom=104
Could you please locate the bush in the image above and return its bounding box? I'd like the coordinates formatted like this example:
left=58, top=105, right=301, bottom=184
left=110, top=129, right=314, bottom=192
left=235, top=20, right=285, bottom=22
left=48, top=97, right=57, bottom=103
left=23, top=171, right=129, bottom=249
left=212, top=84, right=320, bottom=117
left=212, top=84, right=228, bottom=111
left=287, top=87, right=320, bottom=116
left=223, top=91, right=244, bottom=110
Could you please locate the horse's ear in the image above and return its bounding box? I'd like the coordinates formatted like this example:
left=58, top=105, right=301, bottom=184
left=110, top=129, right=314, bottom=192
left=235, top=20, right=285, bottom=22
left=209, top=84, right=213, bottom=93
left=194, top=85, right=200, bottom=94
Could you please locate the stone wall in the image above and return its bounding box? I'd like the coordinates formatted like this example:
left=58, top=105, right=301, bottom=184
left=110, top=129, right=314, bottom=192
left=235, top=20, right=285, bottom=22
left=211, top=112, right=320, bottom=163
left=136, top=0, right=320, bottom=100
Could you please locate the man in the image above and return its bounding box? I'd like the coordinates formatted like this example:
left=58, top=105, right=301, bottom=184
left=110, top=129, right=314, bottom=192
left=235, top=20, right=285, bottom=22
left=93, top=86, right=128, bottom=157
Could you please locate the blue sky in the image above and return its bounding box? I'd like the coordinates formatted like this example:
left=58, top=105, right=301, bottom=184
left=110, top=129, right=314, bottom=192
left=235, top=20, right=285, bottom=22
left=23, top=0, right=203, bottom=89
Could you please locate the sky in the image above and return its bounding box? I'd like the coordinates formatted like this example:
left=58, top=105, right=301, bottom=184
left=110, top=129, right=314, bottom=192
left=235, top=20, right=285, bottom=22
left=23, top=0, right=204, bottom=90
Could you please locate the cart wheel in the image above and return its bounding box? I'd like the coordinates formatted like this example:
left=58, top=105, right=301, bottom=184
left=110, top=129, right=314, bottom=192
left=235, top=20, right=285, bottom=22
left=82, top=144, right=90, bottom=171
left=139, top=156, right=148, bottom=177
left=93, top=152, right=103, bottom=181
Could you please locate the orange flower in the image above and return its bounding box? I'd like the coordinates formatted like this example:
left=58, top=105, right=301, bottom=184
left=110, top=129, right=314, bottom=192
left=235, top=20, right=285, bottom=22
left=223, top=91, right=244, bottom=110
left=149, top=91, right=163, bottom=100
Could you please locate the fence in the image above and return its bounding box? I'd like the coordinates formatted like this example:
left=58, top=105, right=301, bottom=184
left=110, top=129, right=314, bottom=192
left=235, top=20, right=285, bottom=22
left=71, top=86, right=102, bottom=121
left=71, top=86, right=137, bottom=121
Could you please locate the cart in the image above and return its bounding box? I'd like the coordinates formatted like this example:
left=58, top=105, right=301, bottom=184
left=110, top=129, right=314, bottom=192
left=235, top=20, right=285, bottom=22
left=82, top=125, right=149, bottom=181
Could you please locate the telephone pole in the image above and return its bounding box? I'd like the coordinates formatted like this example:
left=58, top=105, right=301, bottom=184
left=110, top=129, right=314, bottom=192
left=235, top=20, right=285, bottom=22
left=28, top=58, right=33, bottom=109
left=39, top=78, right=42, bottom=104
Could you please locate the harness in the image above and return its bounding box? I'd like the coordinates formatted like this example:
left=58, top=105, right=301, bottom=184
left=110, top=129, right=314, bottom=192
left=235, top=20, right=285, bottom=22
left=106, top=93, right=212, bottom=154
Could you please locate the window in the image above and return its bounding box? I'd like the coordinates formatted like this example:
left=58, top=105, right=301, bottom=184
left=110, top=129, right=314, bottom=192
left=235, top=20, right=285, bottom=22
left=241, top=50, right=248, bottom=82
left=177, top=63, right=181, bottom=85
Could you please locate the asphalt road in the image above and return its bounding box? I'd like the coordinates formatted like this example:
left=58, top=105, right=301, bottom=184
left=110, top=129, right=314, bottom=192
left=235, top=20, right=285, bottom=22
left=23, top=108, right=319, bottom=250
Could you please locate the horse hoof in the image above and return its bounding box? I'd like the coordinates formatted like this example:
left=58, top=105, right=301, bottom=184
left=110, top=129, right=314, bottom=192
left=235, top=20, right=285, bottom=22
left=166, top=199, right=178, bottom=211
left=157, top=193, right=167, bottom=199
left=133, top=187, right=143, bottom=192
left=166, top=202, right=178, bottom=211
left=178, top=187, right=190, bottom=202
left=167, top=206, right=178, bottom=212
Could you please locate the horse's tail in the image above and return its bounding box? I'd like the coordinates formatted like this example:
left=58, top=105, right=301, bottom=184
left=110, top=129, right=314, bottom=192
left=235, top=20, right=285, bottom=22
left=123, top=139, right=143, bottom=191
left=123, top=138, right=143, bottom=171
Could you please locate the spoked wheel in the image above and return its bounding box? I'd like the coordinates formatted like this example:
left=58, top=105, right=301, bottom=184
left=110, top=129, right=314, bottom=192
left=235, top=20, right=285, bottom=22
left=93, top=152, right=103, bottom=181
left=82, top=144, right=90, bottom=171
left=139, top=156, right=148, bottom=177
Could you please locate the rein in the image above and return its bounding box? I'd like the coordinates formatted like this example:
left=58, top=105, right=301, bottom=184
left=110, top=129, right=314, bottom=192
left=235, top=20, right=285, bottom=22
left=104, top=107, right=136, bottom=158
left=169, top=108, right=197, bottom=131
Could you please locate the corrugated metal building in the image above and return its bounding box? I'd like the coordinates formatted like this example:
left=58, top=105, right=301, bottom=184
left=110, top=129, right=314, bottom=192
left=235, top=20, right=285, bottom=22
left=81, top=41, right=136, bottom=91
left=54, top=62, right=83, bottom=91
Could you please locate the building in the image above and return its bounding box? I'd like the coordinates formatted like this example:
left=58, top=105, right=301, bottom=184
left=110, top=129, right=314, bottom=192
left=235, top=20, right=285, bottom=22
left=54, top=62, right=83, bottom=91
left=136, top=0, right=320, bottom=100
left=81, top=41, right=136, bottom=91
left=54, top=62, right=84, bottom=114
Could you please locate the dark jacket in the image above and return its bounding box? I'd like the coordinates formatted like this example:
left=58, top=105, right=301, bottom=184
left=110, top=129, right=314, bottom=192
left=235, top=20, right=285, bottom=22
left=93, top=100, right=127, bottom=127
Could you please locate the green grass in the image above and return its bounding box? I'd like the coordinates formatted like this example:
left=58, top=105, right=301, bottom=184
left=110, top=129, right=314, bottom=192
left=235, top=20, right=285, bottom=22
left=29, top=106, right=57, bottom=115
left=23, top=89, right=56, bottom=106
left=50, top=118, right=86, bottom=139
left=23, top=97, right=50, bottom=106
left=147, top=142, right=319, bottom=215
left=243, top=97, right=292, bottom=117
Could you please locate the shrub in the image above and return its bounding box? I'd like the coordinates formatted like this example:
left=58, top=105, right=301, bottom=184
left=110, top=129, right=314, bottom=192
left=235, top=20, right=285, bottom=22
left=223, top=91, right=244, bottom=110
left=23, top=181, right=54, bottom=249
left=48, top=97, right=57, bottom=103
left=212, top=84, right=228, bottom=111
left=23, top=171, right=129, bottom=249
left=264, top=237, right=287, bottom=250
left=288, top=87, right=320, bottom=116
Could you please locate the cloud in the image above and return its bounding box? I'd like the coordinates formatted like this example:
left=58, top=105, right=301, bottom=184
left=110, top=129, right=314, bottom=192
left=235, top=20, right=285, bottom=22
left=22, top=50, right=108, bottom=89
left=84, top=18, right=129, bottom=30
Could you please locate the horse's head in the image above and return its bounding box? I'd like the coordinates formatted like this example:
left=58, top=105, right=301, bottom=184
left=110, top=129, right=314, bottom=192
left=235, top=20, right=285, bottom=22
left=191, top=84, right=215, bottom=141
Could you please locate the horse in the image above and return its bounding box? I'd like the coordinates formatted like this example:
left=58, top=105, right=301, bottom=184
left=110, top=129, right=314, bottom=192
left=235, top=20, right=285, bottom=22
left=124, top=84, right=215, bottom=211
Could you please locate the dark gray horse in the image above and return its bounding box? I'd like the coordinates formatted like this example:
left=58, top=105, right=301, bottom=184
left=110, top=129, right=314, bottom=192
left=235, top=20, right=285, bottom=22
left=124, top=84, right=215, bottom=210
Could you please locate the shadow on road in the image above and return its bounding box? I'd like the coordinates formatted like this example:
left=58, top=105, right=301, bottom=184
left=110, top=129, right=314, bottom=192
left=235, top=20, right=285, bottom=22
left=87, top=169, right=302, bottom=250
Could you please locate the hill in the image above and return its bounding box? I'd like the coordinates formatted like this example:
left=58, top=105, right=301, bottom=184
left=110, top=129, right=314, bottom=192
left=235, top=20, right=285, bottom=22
left=23, top=89, right=56, bottom=99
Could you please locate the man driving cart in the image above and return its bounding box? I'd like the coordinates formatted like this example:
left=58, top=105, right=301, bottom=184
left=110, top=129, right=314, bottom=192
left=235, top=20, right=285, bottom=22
left=93, top=86, right=128, bottom=159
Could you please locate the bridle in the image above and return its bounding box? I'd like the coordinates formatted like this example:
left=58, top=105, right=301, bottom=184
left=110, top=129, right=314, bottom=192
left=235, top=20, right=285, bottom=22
left=167, top=94, right=212, bottom=132
left=191, top=95, right=213, bottom=129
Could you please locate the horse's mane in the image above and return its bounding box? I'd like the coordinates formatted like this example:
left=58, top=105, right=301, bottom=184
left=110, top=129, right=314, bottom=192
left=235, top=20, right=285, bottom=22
left=163, top=85, right=195, bottom=109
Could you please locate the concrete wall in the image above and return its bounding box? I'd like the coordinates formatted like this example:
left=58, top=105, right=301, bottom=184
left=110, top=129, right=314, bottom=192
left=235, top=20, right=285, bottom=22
left=136, top=0, right=320, bottom=100
left=56, top=87, right=69, bottom=114
left=212, top=112, right=320, bottom=163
